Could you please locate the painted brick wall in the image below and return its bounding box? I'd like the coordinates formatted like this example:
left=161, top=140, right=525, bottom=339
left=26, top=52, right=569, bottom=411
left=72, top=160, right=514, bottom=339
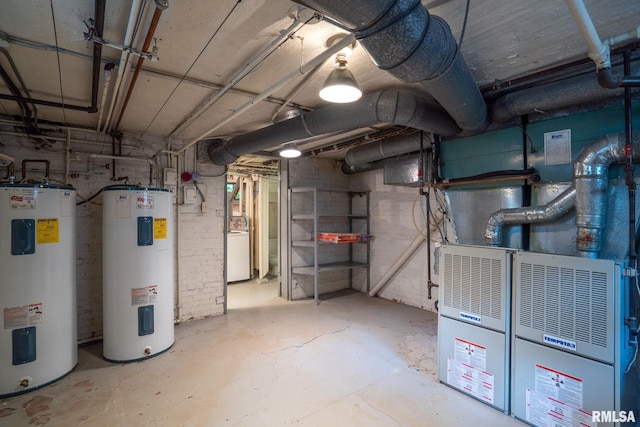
left=287, top=157, right=355, bottom=299
left=175, top=165, right=226, bottom=321
left=350, top=170, right=446, bottom=313
left=0, top=135, right=225, bottom=341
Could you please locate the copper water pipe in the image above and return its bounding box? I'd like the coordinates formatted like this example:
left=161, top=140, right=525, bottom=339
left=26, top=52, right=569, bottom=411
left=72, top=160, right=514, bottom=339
left=113, top=0, right=168, bottom=131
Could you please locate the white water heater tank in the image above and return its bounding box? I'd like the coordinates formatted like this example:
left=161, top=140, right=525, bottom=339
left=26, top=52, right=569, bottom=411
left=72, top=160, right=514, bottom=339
left=102, top=187, right=174, bottom=362
left=0, top=184, right=77, bottom=397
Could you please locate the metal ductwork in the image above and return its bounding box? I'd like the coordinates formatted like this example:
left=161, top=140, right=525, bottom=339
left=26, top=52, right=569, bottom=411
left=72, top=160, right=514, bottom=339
left=208, top=89, right=459, bottom=166
left=485, top=186, right=577, bottom=247
left=485, top=131, right=640, bottom=258
left=343, top=133, right=425, bottom=170
left=292, top=0, right=487, bottom=132
left=490, top=64, right=640, bottom=123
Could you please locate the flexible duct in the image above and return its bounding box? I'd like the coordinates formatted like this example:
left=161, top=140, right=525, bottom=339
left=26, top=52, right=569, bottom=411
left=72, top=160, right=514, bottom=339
left=208, top=89, right=460, bottom=165
left=485, top=131, right=640, bottom=258
left=485, top=186, right=576, bottom=247
left=291, top=0, right=487, bottom=131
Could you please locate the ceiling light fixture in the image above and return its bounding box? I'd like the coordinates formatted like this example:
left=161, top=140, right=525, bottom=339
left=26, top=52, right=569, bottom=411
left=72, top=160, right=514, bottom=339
left=279, top=142, right=301, bottom=158
left=319, top=35, right=361, bottom=103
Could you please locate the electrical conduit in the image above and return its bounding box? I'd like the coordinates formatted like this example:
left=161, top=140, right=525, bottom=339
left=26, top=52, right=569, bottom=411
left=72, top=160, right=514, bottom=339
left=169, top=7, right=313, bottom=140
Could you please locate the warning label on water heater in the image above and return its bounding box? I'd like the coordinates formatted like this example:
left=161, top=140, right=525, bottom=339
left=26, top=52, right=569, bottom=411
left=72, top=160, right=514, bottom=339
left=3, top=303, right=43, bottom=329
left=131, top=285, right=158, bottom=306
left=37, top=218, right=59, bottom=244
left=154, top=218, right=167, bottom=239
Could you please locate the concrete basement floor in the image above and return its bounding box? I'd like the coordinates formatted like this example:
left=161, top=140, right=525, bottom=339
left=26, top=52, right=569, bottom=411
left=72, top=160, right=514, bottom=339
left=0, top=280, right=526, bottom=426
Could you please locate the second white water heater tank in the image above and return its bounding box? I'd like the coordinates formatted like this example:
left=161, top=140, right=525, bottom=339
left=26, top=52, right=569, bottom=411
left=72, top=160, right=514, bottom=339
left=102, top=187, right=174, bottom=362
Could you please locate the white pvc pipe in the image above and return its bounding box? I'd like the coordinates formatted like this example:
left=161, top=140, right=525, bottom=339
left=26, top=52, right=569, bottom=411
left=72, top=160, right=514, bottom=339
left=369, top=204, right=445, bottom=297
left=96, top=65, right=114, bottom=132
left=100, top=0, right=144, bottom=132
left=89, top=153, right=153, bottom=164
left=564, top=0, right=610, bottom=70
left=369, top=232, right=426, bottom=297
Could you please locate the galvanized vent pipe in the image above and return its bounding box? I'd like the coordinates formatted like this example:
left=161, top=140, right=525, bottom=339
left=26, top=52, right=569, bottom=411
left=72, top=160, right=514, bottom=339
left=485, top=131, right=640, bottom=258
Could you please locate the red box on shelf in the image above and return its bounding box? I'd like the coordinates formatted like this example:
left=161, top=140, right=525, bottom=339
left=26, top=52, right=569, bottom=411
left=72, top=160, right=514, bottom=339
left=317, top=232, right=361, bottom=243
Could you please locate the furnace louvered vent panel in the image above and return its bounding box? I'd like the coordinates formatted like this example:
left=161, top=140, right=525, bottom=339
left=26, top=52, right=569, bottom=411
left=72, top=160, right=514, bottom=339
left=514, top=252, right=615, bottom=364
left=439, top=245, right=510, bottom=333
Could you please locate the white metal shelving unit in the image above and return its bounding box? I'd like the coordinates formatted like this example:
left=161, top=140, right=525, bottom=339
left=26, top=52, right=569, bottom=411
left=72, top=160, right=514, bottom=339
left=288, top=187, right=370, bottom=304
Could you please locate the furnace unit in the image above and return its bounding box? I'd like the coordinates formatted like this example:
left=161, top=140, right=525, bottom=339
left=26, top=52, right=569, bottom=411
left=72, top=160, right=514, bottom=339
left=438, top=244, right=513, bottom=413
left=511, top=251, right=634, bottom=427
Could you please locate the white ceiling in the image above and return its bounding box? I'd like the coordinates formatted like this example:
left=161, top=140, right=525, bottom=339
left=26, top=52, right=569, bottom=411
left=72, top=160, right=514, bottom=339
left=0, top=0, right=638, bottom=163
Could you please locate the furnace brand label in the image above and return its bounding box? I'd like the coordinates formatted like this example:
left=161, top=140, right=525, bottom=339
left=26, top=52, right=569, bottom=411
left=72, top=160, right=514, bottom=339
left=543, top=334, right=577, bottom=351
left=3, top=303, right=43, bottom=329
left=9, top=189, right=36, bottom=210
left=36, top=218, right=59, bottom=244
left=459, top=311, right=482, bottom=324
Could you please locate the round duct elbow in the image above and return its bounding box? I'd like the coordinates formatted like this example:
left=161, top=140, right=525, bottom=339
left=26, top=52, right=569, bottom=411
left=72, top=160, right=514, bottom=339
left=207, top=140, right=237, bottom=166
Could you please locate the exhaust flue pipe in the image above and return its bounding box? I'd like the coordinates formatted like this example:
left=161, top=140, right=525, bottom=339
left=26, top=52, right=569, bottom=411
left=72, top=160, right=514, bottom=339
left=485, top=131, right=640, bottom=258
